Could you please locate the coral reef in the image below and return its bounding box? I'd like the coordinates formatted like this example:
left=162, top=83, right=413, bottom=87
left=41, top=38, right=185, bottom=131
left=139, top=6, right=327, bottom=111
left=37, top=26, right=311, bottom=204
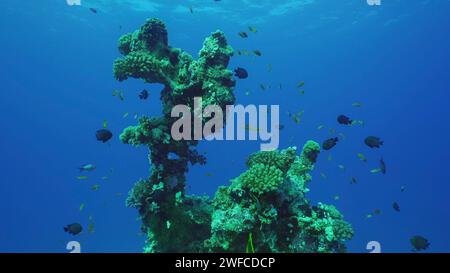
left=114, top=18, right=353, bottom=253
left=205, top=143, right=353, bottom=253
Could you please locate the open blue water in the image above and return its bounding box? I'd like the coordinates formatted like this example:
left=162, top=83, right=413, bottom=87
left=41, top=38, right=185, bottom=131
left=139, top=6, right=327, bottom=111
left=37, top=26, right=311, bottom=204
left=0, top=0, right=449, bottom=253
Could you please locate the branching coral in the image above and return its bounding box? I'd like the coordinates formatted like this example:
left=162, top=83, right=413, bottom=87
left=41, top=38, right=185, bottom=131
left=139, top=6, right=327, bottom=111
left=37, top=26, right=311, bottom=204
left=205, top=145, right=353, bottom=253
left=114, top=18, right=353, bottom=253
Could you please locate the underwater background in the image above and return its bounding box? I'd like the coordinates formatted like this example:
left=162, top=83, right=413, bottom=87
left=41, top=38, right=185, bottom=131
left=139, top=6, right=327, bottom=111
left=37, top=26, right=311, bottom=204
left=0, top=0, right=449, bottom=253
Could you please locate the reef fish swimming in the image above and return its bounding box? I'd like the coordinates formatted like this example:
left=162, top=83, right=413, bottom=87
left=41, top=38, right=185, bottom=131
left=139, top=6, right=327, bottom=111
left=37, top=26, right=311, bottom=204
left=79, top=164, right=96, bottom=172
left=322, top=137, right=339, bottom=151
left=234, top=67, right=248, bottom=79
left=139, top=89, right=149, bottom=100
left=337, top=115, right=353, bottom=125
left=365, top=136, right=383, bottom=148
left=410, top=235, right=430, bottom=251
left=96, top=129, right=113, bottom=143
left=64, top=223, right=83, bottom=235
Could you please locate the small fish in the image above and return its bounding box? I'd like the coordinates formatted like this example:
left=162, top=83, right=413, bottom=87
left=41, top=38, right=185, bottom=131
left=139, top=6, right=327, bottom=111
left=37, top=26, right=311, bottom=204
left=334, top=195, right=340, bottom=201
left=298, top=90, right=305, bottom=95
left=410, top=235, right=430, bottom=251
left=79, top=164, right=96, bottom=172
left=352, top=102, right=363, bottom=107
left=373, top=209, right=382, bottom=215
left=91, top=184, right=100, bottom=191
left=113, top=89, right=125, bottom=101
left=89, top=8, right=97, bottom=14
left=238, top=32, right=248, bottom=38
left=317, top=125, right=325, bottom=130
left=166, top=220, right=171, bottom=229
left=87, top=223, right=95, bottom=233
left=237, top=50, right=242, bottom=56
left=96, top=129, right=113, bottom=143
left=245, top=90, right=250, bottom=96
left=253, top=50, right=262, bottom=56
left=380, top=158, right=386, bottom=174
left=392, top=202, right=400, bottom=212
left=338, top=164, right=345, bottom=171
left=139, top=89, right=149, bottom=100
left=103, top=120, right=107, bottom=128
left=322, top=137, right=339, bottom=151
left=353, top=120, right=365, bottom=127
left=400, top=185, right=406, bottom=192
left=366, top=213, right=373, bottom=219
left=248, top=26, right=257, bottom=33
left=79, top=203, right=85, bottom=212
left=64, top=223, right=83, bottom=235
left=189, top=6, right=193, bottom=13
left=297, top=81, right=305, bottom=88
left=77, top=176, right=88, bottom=180
left=357, top=153, right=367, bottom=162
left=337, top=115, right=353, bottom=125
left=370, top=168, right=382, bottom=174
left=234, top=67, right=248, bottom=79
left=259, top=84, right=266, bottom=91
left=123, top=112, right=129, bottom=118
left=365, top=136, right=384, bottom=148
left=350, top=177, right=358, bottom=184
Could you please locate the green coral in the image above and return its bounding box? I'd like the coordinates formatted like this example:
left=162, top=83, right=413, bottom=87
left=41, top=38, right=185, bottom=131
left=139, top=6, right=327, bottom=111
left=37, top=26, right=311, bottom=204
left=206, top=146, right=353, bottom=253
left=239, top=163, right=284, bottom=195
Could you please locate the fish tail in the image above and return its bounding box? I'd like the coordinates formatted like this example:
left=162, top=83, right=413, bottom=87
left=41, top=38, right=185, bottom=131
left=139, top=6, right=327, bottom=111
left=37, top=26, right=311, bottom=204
left=64, top=227, right=68, bottom=232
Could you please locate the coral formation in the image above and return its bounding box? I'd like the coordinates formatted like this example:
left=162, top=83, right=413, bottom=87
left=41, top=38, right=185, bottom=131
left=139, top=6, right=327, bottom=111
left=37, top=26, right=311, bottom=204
left=114, top=18, right=353, bottom=253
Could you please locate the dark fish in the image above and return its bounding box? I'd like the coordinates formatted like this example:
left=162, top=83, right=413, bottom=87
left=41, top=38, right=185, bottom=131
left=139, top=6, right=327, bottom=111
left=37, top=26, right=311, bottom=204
left=253, top=50, right=262, bottom=56
left=380, top=158, right=386, bottom=174
left=89, top=8, right=97, bottom=13
left=64, top=223, right=83, bottom=235
left=139, top=89, right=149, bottom=100
left=365, top=136, right=383, bottom=148
left=322, top=137, right=338, bottom=151
left=96, top=129, right=113, bottom=143
left=234, top=67, right=248, bottom=79
left=337, top=115, right=352, bottom=125
left=392, top=202, right=400, bottom=212
left=410, top=235, right=430, bottom=251
left=238, top=32, right=248, bottom=38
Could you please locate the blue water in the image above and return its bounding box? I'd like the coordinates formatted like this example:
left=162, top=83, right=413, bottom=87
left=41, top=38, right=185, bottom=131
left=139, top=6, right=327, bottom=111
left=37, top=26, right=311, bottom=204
left=1, top=0, right=449, bottom=253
